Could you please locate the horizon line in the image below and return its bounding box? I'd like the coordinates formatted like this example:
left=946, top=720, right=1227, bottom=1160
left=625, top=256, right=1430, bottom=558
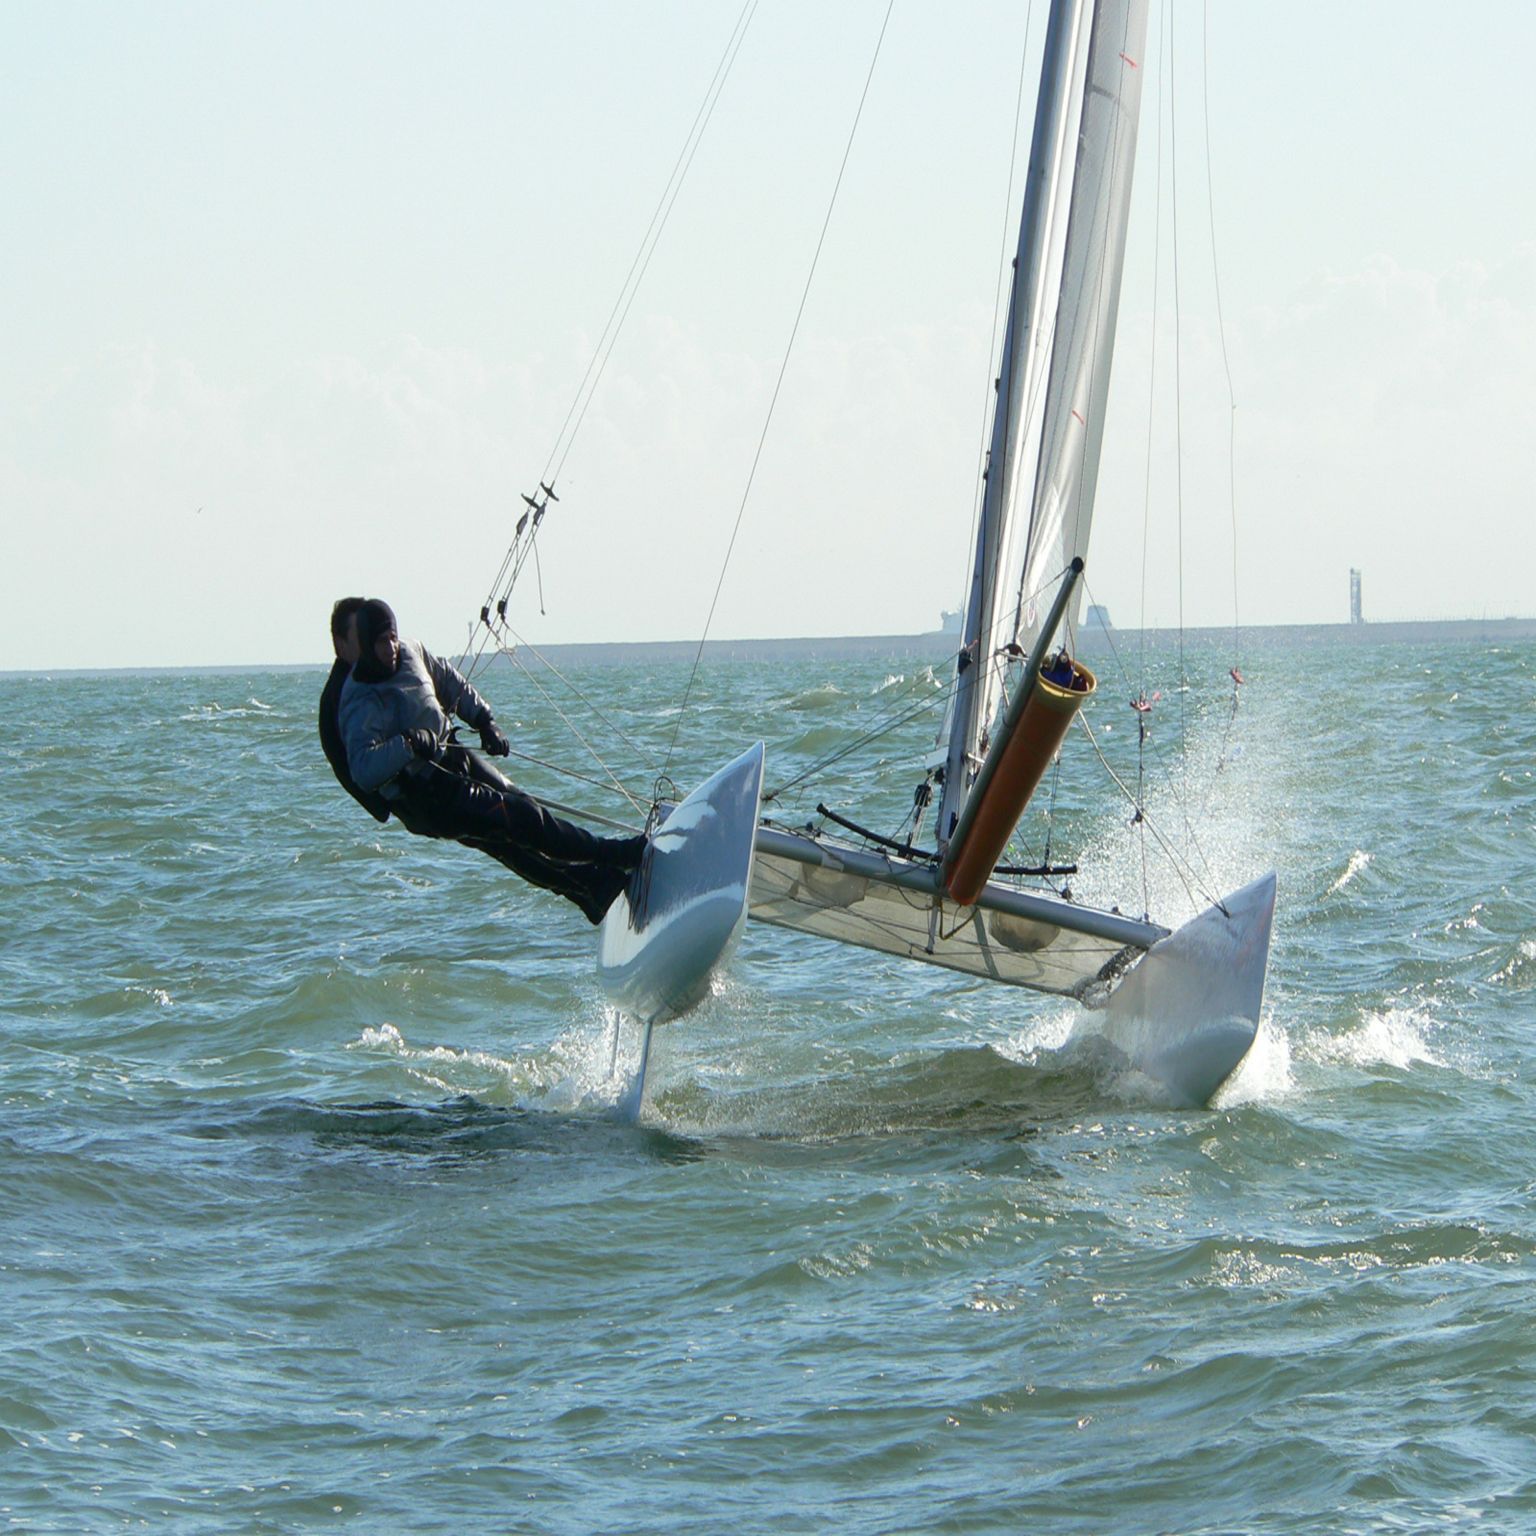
left=5, top=613, right=1536, bottom=679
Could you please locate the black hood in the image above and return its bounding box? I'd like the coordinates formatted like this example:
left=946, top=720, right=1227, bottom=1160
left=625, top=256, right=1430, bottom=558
left=351, top=599, right=399, bottom=683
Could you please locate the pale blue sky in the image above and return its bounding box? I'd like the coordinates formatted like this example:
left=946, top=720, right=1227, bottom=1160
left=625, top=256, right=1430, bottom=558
left=4, top=1, right=1533, bottom=669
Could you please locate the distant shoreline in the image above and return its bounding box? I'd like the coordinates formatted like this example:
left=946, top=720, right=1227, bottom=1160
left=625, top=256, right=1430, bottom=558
left=515, top=615, right=1536, bottom=667
left=5, top=616, right=1534, bottom=678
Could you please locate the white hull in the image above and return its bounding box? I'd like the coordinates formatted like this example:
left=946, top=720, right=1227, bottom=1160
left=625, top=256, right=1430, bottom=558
left=598, top=743, right=765, bottom=1026
left=1096, top=872, right=1278, bottom=1104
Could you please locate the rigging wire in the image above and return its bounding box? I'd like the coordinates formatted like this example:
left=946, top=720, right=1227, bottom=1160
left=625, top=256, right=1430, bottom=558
left=460, top=0, right=760, bottom=683
left=499, top=646, right=650, bottom=815
left=660, top=0, right=898, bottom=780
left=1169, top=0, right=1190, bottom=852
left=1136, top=0, right=1172, bottom=918
left=1073, top=709, right=1220, bottom=915
left=764, top=665, right=958, bottom=807
left=1097, top=1, right=1250, bottom=913
left=1200, top=0, right=1249, bottom=787
left=1076, top=571, right=1229, bottom=904
left=1202, top=0, right=1241, bottom=659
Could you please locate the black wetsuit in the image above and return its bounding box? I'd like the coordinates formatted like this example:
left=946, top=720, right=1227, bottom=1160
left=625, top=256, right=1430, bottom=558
left=319, top=658, right=390, bottom=823
left=399, top=744, right=642, bottom=923
left=339, top=619, right=642, bottom=923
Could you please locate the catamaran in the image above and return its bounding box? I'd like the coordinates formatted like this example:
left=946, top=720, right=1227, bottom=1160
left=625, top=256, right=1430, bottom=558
left=475, top=0, right=1277, bottom=1108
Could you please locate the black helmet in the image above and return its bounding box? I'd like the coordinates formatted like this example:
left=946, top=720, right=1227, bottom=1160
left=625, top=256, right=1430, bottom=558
left=351, top=599, right=399, bottom=682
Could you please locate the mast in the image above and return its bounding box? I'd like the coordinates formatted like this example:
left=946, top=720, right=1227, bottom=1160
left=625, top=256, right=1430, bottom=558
left=935, top=0, right=1149, bottom=871
left=936, top=0, right=1087, bottom=848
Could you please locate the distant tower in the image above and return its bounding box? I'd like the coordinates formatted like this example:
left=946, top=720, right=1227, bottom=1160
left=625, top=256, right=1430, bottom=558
left=1086, top=603, right=1113, bottom=632
left=1349, top=569, right=1364, bottom=625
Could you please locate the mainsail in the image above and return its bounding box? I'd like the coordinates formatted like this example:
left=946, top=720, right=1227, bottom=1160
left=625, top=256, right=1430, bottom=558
left=937, top=0, right=1150, bottom=855
left=748, top=0, right=1162, bottom=995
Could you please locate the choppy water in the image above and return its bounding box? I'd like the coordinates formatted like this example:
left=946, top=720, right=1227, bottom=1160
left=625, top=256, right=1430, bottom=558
left=2, top=635, right=1533, bottom=1533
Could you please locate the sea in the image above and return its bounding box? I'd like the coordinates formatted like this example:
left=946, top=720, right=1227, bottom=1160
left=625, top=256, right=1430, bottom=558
left=2, top=632, right=1532, bottom=1534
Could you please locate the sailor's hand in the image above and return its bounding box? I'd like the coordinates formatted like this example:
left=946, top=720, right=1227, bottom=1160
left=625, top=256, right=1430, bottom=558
left=479, top=720, right=511, bottom=757
left=404, top=727, right=440, bottom=761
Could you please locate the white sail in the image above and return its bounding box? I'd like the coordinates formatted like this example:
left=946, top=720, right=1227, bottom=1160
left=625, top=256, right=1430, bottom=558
left=1014, top=0, right=1148, bottom=657
left=938, top=0, right=1149, bottom=844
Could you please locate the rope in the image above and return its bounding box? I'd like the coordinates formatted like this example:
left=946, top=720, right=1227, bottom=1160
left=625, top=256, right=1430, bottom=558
left=661, top=0, right=897, bottom=779
left=501, top=624, right=657, bottom=772
left=494, top=743, right=644, bottom=808
left=501, top=647, right=649, bottom=816
left=542, top=0, right=759, bottom=494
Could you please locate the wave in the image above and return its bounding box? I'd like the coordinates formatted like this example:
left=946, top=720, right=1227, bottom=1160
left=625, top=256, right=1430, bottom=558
left=1212, top=1017, right=1294, bottom=1105
left=1326, top=849, right=1373, bottom=896
left=777, top=683, right=845, bottom=713
left=870, top=665, right=941, bottom=697
left=344, top=1010, right=664, bottom=1117
left=1302, top=1003, right=1442, bottom=1071
left=1491, top=937, right=1536, bottom=988
left=177, top=698, right=277, bottom=722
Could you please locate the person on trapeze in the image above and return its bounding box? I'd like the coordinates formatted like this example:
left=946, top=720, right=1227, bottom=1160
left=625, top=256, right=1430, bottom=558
left=338, top=598, right=646, bottom=924
left=319, top=596, right=391, bottom=824
left=318, top=594, right=625, bottom=905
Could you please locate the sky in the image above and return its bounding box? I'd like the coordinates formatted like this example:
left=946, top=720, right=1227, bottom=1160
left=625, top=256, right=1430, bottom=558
left=3, top=0, right=1534, bottom=670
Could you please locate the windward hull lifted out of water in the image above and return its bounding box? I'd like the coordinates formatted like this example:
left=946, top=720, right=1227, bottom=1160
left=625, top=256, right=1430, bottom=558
left=598, top=743, right=765, bottom=1028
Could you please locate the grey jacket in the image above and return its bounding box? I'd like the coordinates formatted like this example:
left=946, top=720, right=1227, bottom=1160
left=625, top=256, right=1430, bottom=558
left=339, top=640, right=494, bottom=796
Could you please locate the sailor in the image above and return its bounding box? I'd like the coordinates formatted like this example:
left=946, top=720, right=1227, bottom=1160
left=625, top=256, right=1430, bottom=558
left=319, top=595, right=496, bottom=841
left=339, top=599, right=645, bottom=923
left=319, top=596, right=391, bottom=823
